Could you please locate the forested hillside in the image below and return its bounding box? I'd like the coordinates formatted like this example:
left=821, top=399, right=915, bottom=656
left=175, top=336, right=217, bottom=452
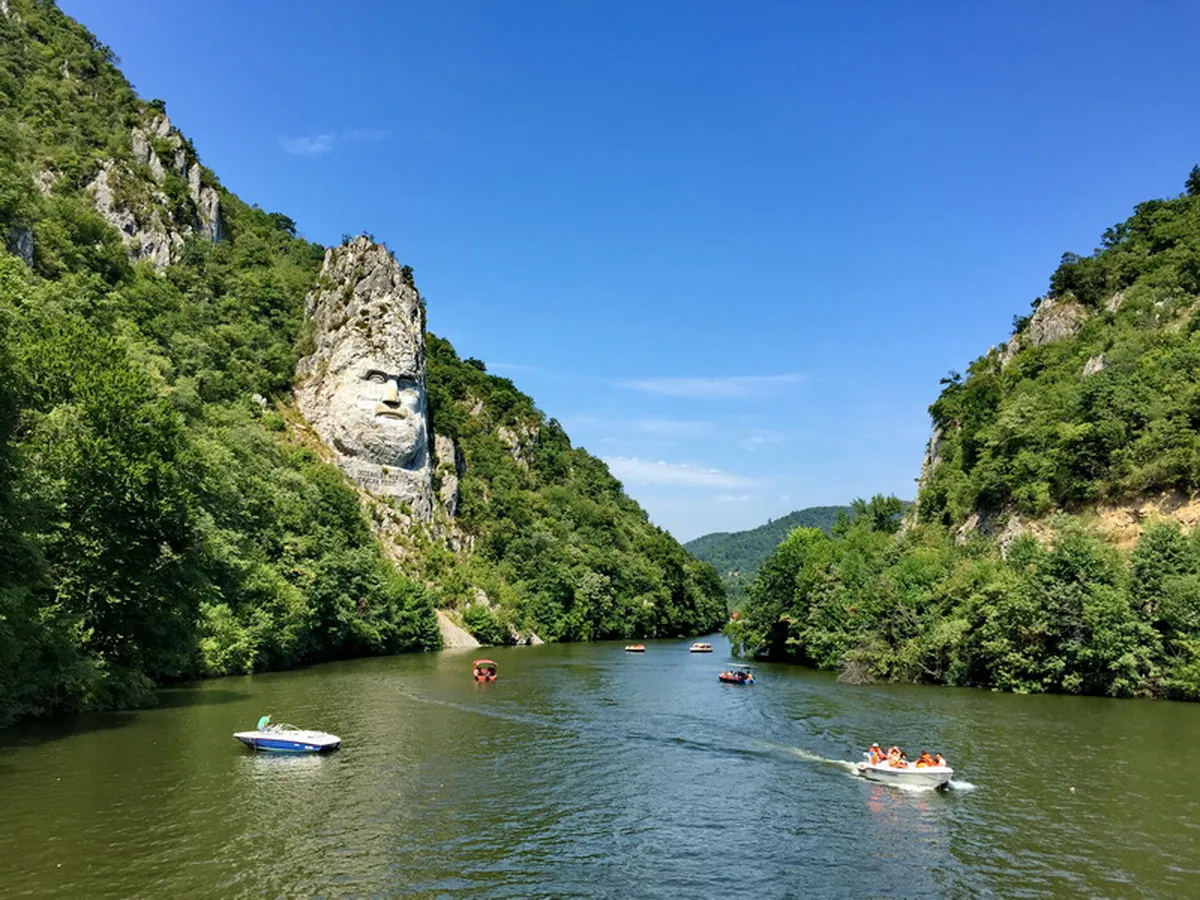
left=0, top=0, right=723, bottom=725
left=919, top=171, right=1200, bottom=525
left=685, top=505, right=849, bottom=605
left=730, top=172, right=1200, bottom=700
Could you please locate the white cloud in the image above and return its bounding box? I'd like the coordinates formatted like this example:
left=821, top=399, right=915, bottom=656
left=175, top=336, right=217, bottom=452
left=603, top=456, right=757, bottom=488
left=280, top=133, right=335, bottom=156
left=740, top=431, right=784, bottom=450
left=279, top=129, right=387, bottom=156
left=715, top=493, right=753, bottom=503
left=618, top=372, right=805, bottom=399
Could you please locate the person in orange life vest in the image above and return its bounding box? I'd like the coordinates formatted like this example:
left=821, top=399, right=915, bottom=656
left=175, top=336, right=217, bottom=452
left=915, top=751, right=934, bottom=768
left=868, top=743, right=883, bottom=764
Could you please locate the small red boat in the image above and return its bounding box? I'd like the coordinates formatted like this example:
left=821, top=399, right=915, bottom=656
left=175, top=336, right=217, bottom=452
left=473, top=659, right=498, bottom=682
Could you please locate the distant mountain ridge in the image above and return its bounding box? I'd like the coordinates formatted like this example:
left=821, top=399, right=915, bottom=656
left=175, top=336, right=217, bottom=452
left=685, top=506, right=850, bottom=604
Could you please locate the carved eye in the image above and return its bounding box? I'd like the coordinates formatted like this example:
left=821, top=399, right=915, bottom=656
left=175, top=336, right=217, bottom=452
left=364, top=371, right=388, bottom=384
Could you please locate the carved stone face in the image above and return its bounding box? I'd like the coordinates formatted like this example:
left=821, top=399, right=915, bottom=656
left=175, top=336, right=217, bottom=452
left=325, top=356, right=427, bottom=469
left=294, top=238, right=434, bottom=518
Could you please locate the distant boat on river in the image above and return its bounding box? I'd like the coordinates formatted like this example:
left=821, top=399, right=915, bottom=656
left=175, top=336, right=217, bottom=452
left=718, top=665, right=754, bottom=684
left=689, top=642, right=713, bottom=653
left=473, top=659, right=498, bottom=682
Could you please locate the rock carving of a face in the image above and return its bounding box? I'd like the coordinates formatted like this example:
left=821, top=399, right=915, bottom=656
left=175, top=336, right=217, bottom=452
left=327, top=356, right=427, bottom=468
left=295, top=239, right=433, bottom=513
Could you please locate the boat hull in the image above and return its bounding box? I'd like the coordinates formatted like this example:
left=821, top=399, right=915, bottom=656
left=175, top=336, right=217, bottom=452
left=718, top=675, right=754, bottom=684
left=233, top=730, right=341, bottom=753
left=855, top=761, right=953, bottom=788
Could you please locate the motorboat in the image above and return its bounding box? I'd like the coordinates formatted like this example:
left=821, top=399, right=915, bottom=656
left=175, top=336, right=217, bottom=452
left=233, top=723, right=341, bottom=753
left=718, top=665, right=754, bottom=684
left=474, top=659, right=498, bottom=682
left=855, top=755, right=953, bottom=789
left=689, top=643, right=713, bottom=653
left=624, top=644, right=646, bottom=652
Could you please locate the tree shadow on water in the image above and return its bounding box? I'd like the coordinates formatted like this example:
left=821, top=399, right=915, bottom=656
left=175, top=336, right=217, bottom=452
left=154, top=685, right=249, bottom=710
left=0, top=685, right=249, bottom=760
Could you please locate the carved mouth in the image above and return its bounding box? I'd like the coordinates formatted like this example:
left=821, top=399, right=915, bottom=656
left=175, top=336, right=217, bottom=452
left=374, top=405, right=409, bottom=419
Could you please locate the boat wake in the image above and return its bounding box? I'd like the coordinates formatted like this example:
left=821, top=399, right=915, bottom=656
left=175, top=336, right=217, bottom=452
left=947, top=779, right=977, bottom=792
left=396, top=688, right=569, bottom=733
left=751, top=739, right=859, bottom=773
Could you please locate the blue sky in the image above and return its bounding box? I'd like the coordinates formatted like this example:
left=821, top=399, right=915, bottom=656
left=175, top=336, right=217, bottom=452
left=63, top=0, right=1200, bottom=542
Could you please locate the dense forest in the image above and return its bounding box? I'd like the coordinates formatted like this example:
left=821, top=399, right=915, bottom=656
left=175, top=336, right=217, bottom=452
left=0, top=0, right=723, bottom=725
left=730, top=173, right=1200, bottom=699
left=422, top=337, right=726, bottom=644
left=685, top=505, right=850, bottom=605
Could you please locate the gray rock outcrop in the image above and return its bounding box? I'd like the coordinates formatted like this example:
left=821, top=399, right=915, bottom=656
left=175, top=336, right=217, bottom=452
left=999, top=295, right=1091, bottom=367
left=1083, top=353, right=1107, bottom=376
left=1026, top=295, right=1089, bottom=346
left=85, top=112, right=222, bottom=269
left=295, top=237, right=435, bottom=519
left=434, top=433, right=463, bottom=517
left=436, top=609, right=481, bottom=649
left=7, top=226, right=32, bottom=266
left=34, top=168, right=58, bottom=196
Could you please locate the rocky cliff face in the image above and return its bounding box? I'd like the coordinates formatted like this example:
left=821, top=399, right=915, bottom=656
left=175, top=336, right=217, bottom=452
left=295, top=237, right=457, bottom=521
left=997, top=294, right=1090, bottom=366
left=913, top=291, right=1097, bottom=519
left=82, top=111, right=222, bottom=269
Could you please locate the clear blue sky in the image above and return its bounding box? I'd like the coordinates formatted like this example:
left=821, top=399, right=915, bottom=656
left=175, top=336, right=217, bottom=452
left=62, top=0, right=1200, bottom=541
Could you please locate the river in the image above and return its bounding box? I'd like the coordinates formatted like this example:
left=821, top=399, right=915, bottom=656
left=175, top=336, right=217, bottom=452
left=1, top=634, right=1197, bottom=898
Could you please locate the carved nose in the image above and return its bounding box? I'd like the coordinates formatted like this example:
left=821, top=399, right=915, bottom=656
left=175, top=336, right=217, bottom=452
left=381, top=379, right=400, bottom=405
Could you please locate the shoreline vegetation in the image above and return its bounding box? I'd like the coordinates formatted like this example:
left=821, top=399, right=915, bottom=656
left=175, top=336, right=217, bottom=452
left=728, top=499, right=1200, bottom=699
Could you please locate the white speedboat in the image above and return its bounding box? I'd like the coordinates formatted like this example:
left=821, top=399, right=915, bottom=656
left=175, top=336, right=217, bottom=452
left=855, top=756, right=953, bottom=788
left=233, top=724, right=341, bottom=753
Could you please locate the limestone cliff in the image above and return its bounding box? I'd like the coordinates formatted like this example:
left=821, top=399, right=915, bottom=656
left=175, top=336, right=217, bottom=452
left=294, top=237, right=440, bottom=520
left=82, top=111, right=222, bottom=270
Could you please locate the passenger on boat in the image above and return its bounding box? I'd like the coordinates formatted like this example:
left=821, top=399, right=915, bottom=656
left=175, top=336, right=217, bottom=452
left=889, top=751, right=909, bottom=768
left=933, top=753, right=947, bottom=767
left=257, top=714, right=272, bottom=731
left=915, top=751, right=934, bottom=768
left=868, top=743, right=883, bottom=764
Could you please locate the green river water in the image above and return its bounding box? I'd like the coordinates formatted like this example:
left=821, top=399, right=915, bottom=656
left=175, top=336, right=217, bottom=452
left=1, top=634, right=1197, bottom=898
